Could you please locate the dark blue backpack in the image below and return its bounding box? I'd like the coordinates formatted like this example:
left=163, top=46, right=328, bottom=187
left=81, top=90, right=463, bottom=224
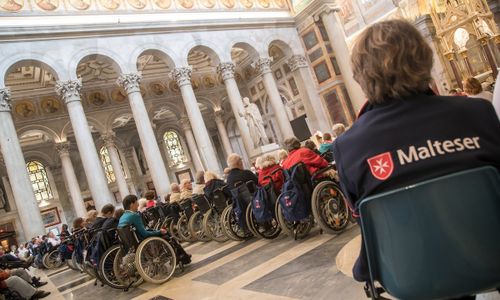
left=278, top=165, right=310, bottom=222
left=230, top=183, right=253, bottom=229
left=252, top=185, right=273, bottom=223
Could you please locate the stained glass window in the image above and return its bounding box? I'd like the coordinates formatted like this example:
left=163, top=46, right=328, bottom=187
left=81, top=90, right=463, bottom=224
left=163, top=131, right=186, bottom=166
left=26, top=161, right=53, bottom=202
left=100, top=147, right=116, bottom=183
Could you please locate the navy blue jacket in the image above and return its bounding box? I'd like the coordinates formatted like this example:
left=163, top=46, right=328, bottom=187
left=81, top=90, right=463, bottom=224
left=332, top=91, right=500, bottom=212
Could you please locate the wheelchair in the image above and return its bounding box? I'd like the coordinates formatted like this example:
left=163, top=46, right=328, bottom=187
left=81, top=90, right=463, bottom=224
left=41, top=243, right=64, bottom=269
left=156, top=203, right=182, bottom=241
left=188, top=194, right=212, bottom=242
left=97, top=228, right=129, bottom=290
left=141, top=206, right=164, bottom=230
left=275, top=162, right=349, bottom=240
left=0, top=288, right=24, bottom=300
left=176, top=198, right=197, bottom=242
left=245, top=174, right=282, bottom=240
left=202, top=187, right=230, bottom=243
left=113, top=226, right=177, bottom=287
left=221, top=181, right=255, bottom=241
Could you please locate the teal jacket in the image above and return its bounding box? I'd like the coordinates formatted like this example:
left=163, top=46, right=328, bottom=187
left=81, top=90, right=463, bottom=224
left=118, top=210, right=160, bottom=240
left=319, top=142, right=333, bottom=154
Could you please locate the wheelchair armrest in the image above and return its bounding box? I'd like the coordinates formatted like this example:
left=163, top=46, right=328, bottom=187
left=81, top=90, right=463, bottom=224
left=311, top=165, right=335, bottom=180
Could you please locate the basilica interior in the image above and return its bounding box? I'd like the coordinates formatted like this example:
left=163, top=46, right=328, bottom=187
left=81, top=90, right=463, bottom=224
left=0, top=0, right=499, bottom=299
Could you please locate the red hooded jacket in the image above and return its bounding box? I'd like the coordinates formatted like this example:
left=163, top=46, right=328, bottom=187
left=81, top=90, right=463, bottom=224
left=282, top=147, right=328, bottom=176
left=258, top=164, right=285, bottom=193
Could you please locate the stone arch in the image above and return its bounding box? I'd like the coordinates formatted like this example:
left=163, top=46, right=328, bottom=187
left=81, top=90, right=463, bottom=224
left=149, top=102, right=182, bottom=123
left=16, top=125, right=61, bottom=143
left=69, top=48, right=127, bottom=80
left=60, top=117, right=105, bottom=140
left=264, top=35, right=302, bottom=56
left=24, top=151, right=56, bottom=168
left=183, top=40, right=225, bottom=67
left=104, top=108, right=134, bottom=131
left=1, top=55, right=65, bottom=88
left=132, top=45, right=180, bottom=71
left=230, top=42, right=260, bottom=61
left=196, top=95, right=217, bottom=114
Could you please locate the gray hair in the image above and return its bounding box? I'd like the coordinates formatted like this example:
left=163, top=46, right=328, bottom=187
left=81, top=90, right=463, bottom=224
left=332, top=123, right=346, bottom=138
left=283, top=137, right=301, bottom=152
left=227, top=153, right=243, bottom=169
left=195, top=170, right=205, bottom=184
left=260, top=154, right=278, bottom=168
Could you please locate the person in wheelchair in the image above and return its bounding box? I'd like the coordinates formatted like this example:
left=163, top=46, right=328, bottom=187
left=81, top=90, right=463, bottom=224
left=257, top=154, right=284, bottom=194
left=102, top=208, right=124, bottom=231
left=119, top=195, right=192, bottom=264
left=331, top=19, right=500, bottom=298
left=226, top=153, right=258, bottom=189
left=179, top=179, right=193, bottom=201
left=169, top=183, right=181, bottom=204
left=282, top=137, right=329, bottom=177
left=204, top=171, right=227, bottom=200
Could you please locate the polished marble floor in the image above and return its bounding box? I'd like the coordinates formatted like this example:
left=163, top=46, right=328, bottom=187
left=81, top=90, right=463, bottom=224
left=32, top=226, right=500, bottom=300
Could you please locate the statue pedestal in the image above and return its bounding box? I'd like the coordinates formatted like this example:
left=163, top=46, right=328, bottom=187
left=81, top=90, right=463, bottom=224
left=248, top=143, right=280, bottom=160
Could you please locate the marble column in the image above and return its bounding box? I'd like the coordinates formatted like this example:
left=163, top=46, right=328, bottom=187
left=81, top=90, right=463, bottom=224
left=171, top=67, right=221, bottom=173
left=214, top=109, right=233, bottom=157
left=317, top=8, right=366, bottom=111
left=445, top=52, right=463, bottom=89
left=254, top=57, right=295, bottom=139
left=55, top=142, right=87, bottom=218
left=116, top=73, right=171, bottom=198
left=217, top=62, right=255, bottom=155
left=180, top=117, right=205, bottom=172
left=55, top=80, right=114, bottom=211
left=288, top=55, right=331, bottom=133
left=101, top=133, right=129, bottom=199
left=0, top=88, right=44, bottom=239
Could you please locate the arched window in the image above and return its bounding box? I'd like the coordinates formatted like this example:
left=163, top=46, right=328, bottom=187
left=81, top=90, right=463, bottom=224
left=100, top=147, right=116, bottom=183
left=26, top=160, right=53, bottom=202
left=163, top=131, right=186, bottom=166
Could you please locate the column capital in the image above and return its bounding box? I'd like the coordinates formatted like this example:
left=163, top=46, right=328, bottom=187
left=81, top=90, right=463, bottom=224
left=100, top=132, right=116, bottom=148
left=0, top=88, right=12, bottom=112
left=288, top=55, right=309, bottom=72
left=179, top=117, right=191, bottom=131
left=55, top=80, right=82, bottom=105
left=214, top=109, right=225, bottom=123
left=253, top=57, right=273, bottom=75
left=313, top=4, right=340, bottom=22
left=216, top=62, right=235, bottom=81
left=170, top=67, right=192, bottom=87
left=116, top=73, right=142, bottom=95
left=55, top=142, right=71, bottom=156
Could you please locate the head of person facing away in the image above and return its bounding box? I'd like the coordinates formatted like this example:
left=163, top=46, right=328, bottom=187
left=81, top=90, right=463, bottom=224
left=195, top=170, right=205, bottom=184
left=170, top=182, right=180, bottom=193
left=351, top=19, right=433, bottom=105
left=123, top=194, right=139, bottom=212
left=101, top=204, right=115, bottom=218
left=226, top=153, right=244, bottom=170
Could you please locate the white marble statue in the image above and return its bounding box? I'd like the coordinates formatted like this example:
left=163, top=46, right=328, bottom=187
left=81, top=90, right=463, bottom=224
left=240, top=97, right=268, bottom=147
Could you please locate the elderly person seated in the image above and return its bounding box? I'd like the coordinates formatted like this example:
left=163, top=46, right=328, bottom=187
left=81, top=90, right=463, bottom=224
left=332, top=19, right=500, bottom=290
left=144, top=190, right=156, bottom=208
left=0, top=268, right=50, bottom=299
left=169, top=183, right=181, bottom=204
left=258, top=154, right=284, bottom=193
left=277, top=149, right=288, bottom=167
left=332, top=123, right=346, bottom=138
left=203, top=171, right=227, bottom=200
left=463, top=77, right=493, bottom=101
left=193, top=171, right=205, bottom=195
left=226, top=153, right=258, bottom=189
left=281, top=137, right=329, bottom=176
left=180, top=179, right=193, bottom=200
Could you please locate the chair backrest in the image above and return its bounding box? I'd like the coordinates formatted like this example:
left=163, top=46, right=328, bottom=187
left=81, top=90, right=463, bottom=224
left=116, top=226, right=140, bottom=253
left=359, top=166, right=500, bottom=300
left=180, top=198, right=194, bottom=219
left=212, top=188, right=228, bottom=212
left=192, top=194, right=210, bottom=213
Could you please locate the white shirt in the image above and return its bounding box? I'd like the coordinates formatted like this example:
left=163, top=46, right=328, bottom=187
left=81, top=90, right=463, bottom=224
left=47, top=237, right=60, bottom=247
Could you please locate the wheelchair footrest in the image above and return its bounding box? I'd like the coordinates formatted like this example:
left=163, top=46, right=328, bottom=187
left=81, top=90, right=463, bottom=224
left=364, top=283, right=389, bottom=300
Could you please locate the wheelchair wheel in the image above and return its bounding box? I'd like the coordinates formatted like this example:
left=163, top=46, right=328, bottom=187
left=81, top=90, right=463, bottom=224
left=275, top=201, right=313, bottom=240
left=220, top=206, right=239, bottom=241
left=71, top=251, right=84, bottom=272
left=43, top=249, right=64, bottom=269
left=167, top=217, right=182, bottom=241
left=311, top=181, right=349, bottom=234
left=135, top=237, right=176, bottom=284
left=203, top=208, right=229, bottom=243
left=189, top=211, right=211, bottom=242
left=99, top=245, right=126, bottom=289
left=66, top=255, right=77, bottom=270
left=247, top=205, right=281, bottom=240
left=222, top=206, right=252, bottom=241
left=112, top=247, right=143, bottom=289
left=177, top=215, right=197, bottom=243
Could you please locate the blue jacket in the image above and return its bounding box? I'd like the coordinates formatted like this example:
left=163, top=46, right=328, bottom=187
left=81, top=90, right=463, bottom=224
left=319, top=142, right=333, bottom=154
left=118, top=211, right=160, bottom=240
left=332, top=91, right=500, bottom=212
